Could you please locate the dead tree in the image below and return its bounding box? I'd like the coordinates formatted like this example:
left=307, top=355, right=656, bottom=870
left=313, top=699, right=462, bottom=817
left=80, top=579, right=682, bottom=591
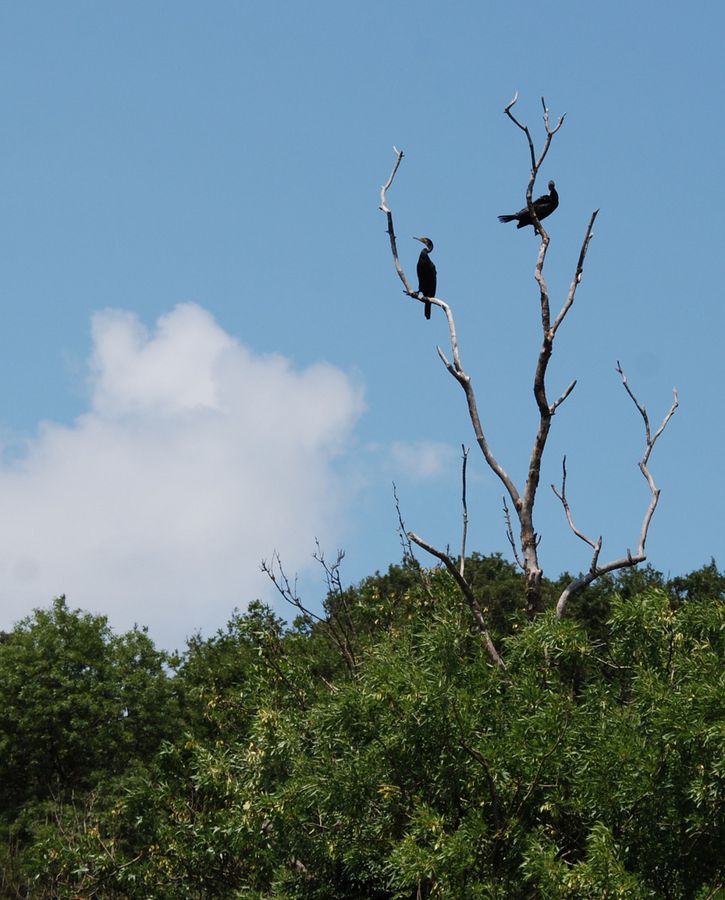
left=379, top=94, right=677, bottom=625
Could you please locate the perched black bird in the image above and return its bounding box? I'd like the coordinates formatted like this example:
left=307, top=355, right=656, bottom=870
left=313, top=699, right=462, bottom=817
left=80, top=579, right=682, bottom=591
left=414, top=236, right=436, bottom=320
left=498, top=180, right=559, bottom=231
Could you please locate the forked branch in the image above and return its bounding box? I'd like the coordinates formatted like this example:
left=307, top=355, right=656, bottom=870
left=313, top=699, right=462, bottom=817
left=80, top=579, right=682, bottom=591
left=504, top=94, right=565, bottom=194
left=554, top=366, right=679, bottom=617
left=504, top=93, right=565, bottom=242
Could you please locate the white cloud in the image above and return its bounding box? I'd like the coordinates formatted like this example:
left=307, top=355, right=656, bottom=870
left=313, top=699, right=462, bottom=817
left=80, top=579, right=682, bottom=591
left=0, top=304, right=364, bottom=649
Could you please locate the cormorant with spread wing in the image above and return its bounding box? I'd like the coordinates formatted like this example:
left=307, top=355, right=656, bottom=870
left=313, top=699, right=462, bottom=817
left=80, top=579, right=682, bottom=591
left=414, top=236, right=436, bottom=320
left=498, top=180, right=559, bottom=231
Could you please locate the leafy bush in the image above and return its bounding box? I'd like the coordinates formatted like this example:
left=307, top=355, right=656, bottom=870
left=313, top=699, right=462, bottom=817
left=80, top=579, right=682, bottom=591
left=2, top=564, right=723, bottom=898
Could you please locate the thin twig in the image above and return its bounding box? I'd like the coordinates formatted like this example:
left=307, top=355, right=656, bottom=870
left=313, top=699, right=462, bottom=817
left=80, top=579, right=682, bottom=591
left=379, top=148, right=412, bottom=293
left=393, top=482, right=433, bottom=598
left=262, top=552, right=322, bottom=622
left=552, top=210, right=600, bottom=337
left=502, top=496, right=524, bottom=570
left=551, top=456, right=603, bottom=573
left=550, top=379, right=578, bottom=414
left=314, top=540, right=356, bottom=645
left=393, top=481, right=416, bottom=564
left=379, top=146, right=404, bottom=214
left=262, top=551, right=357, bottom=672
left=459, top=444, right=469, bottom=577
left=379, top=147, right=430, bottom=316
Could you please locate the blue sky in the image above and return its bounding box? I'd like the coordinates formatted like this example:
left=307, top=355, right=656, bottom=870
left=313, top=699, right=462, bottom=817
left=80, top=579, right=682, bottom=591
left=0, top=2, right=723, bottom=648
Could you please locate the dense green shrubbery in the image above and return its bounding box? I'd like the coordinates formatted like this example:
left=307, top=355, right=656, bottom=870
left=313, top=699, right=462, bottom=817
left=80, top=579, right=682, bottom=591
left=1, top=561, right=723, bottom=898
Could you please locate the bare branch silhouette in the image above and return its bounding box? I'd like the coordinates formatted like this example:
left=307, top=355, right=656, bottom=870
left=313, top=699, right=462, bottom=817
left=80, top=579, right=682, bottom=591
left=459, top=445, right=469, bottom=577
left=503, top=497, right=524, bottom=571
left=262, top=550, right=357, bottom=672
left=555, top=366, right=679, bottom=617
left=393, top=483, right=434, bottom=598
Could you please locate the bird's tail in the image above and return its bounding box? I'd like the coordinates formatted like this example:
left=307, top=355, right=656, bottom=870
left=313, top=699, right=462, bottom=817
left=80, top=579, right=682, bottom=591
left=425, top=300, right=432, bottom=320
left=498, top=214, right=516, bottom=223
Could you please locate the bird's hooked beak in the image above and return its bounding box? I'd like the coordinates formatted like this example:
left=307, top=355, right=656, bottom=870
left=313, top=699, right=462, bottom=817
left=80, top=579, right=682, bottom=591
left=413, top=236, right=424, bottom=243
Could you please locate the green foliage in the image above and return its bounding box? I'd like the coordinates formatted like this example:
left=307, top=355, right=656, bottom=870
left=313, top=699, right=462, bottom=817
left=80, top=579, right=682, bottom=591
left=0, top=597, right=179, bottom=896
left=0, top=597, right=177, bottom=814
left=2, top=562, right=724, bottom=898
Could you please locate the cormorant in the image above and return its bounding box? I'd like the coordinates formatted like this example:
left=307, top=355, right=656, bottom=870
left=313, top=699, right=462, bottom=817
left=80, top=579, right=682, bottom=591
left=498, top=180, right=559, bottom=230
left=414, top=236, right=436, bottom=320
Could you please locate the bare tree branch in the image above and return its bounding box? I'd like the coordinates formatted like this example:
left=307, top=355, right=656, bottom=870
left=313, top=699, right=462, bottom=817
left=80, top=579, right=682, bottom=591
left=379, top=147, right=520, bottom=513
left=550, top=379, right=578, bottom=414
left=459, top=444, right=469, bottom=577
left=435, top=300, right=465, bottom=375
left=555, top=366, right=679, bottom=617
left=434, top=323, right=520, bottom=509
left=502, top=496, right=524, bottom=570
left=551, top=456, right=603, bottom=569
left=617, top=360, right=679, bottom=464
left=504, top=94, right=565, bottom=241
left=313, top=539, right=357, bottom=648
left=392, top=481, right=417, bottom=565
left=552, top=210, right=600, bottom=337
left=379, top=147, right=412, bottom=295
left=503, top=94, right=565, bottom=185
left=262, top=551, right=357, bottom=672
left=379, top=146, right=434, bottom=317
left=393, top=483, right=434, bottom=599
left=617, top=361, right=679, bottom=554
left=407, top=530, right=506, bottom=670
left=262, top=551, right=318, bottom=618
